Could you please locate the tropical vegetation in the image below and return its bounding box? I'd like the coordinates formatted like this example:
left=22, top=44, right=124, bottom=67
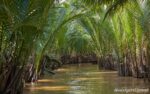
left=0, top=0, right=150, bottom=94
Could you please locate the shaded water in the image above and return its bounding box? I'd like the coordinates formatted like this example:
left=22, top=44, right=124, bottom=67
left=24, top=64, right=150, bottom=94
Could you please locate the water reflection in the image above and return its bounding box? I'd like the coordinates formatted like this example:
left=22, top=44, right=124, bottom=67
left=24, top=64, right=150, bottom=94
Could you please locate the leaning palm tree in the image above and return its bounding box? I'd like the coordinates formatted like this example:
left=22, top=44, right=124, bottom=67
left=81, top=0, right=150, bottom=80
left=34, top=0, right=87, bottom=76
left=82, top=0, right=132, bottom=19
left=0, top=0, right=55, bottom=94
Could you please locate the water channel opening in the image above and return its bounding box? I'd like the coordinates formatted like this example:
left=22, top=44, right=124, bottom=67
left=24, top=64, right=150, bottom=94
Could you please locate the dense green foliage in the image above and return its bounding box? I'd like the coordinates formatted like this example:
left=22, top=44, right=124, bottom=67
left=0, top=0, right=150, bottom=94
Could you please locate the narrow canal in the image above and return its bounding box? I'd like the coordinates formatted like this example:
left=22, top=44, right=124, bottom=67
left=24, top=64, right=149, bottom=94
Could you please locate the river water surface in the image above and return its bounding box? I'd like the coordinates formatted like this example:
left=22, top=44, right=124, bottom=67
left=24, top=64, right=150, bottom=94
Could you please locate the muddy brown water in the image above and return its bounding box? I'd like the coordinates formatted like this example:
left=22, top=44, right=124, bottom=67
left=24, top=64, right=150, bottom=94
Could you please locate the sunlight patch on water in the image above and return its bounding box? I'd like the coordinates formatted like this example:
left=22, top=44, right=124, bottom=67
left=75, top=77, right=103, bottom=81
left=55, top=68, right=72, bottom=72
left=85, top=71, right=117, bottom=75
left=26, top=86, right=70, bottom=91
left=38, top=79, right=58, bottom=83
